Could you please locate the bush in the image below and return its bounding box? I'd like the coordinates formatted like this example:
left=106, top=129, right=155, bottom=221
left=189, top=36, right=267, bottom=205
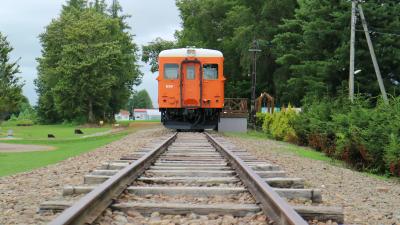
left=258, top=95, right=400, bottom=176
left=2, top=107, right=37, bottom=126
left=262, top=105, right=298, bottom=142
left=384, top=134, right=400, bottom=176
left=256, top=112, right=266, bottom=129
left=262, top=113, right=273, bottom=134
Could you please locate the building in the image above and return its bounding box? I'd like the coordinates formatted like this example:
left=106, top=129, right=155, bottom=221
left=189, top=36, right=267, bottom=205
left=133, top=109, right=147, bottom=120
left=146, top=109, right=162, bottom=120
left=133, top=109, right=161, bottom=121
left=115, top=110, right=130, bottom=121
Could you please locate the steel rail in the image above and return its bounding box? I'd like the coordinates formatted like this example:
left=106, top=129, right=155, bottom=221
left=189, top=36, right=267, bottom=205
left=205, top=133, right=308, bottom=225
left=48, top=133, right=178, bottom=225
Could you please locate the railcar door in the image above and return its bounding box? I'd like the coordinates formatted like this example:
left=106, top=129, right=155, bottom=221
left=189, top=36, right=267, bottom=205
left=181, top=62, right=201, bottom=107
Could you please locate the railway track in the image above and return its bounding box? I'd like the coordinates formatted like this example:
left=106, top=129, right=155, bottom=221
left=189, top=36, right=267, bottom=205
left=40, top=132, right=343, bottom=225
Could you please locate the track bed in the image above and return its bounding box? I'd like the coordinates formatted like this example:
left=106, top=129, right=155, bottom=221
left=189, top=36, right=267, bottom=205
left=40, top=132, right=343, bottom=225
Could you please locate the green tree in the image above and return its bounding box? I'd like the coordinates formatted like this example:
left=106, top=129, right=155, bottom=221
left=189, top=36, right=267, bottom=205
left=126, top=90, right=153, bottom=111
left=62, top=0, right=87, bottom=13
left=272, top=0, right=400, bottom=104
left=142, top=38, right=176, bottom=73
left=173, top=0, right=400, bottom=105
left=36, top=0, right=142, bottom=123
left=0, top=32, right=24, bottom=121
left=174, top=0, right=297, bottom=99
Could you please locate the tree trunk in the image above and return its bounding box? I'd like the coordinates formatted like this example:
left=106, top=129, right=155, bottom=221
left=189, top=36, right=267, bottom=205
left=88, top=99, right=94, bottom=123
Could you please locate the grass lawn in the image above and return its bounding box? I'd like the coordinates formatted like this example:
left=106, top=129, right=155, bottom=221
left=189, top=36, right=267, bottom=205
left=223, top=131, right=334, bottom=162
left=0, top=121, right=163, bottom=177
left=0, top=132, right=129, bottom=177
left=0, top=124, right=111, bottom=140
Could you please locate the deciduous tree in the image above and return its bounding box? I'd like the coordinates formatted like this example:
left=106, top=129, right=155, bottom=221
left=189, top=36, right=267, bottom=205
left=36, top=0, right=142, bottom=123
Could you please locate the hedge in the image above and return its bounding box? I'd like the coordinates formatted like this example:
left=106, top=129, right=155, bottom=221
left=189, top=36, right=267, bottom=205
left=261, top=96, right=400, bottom=177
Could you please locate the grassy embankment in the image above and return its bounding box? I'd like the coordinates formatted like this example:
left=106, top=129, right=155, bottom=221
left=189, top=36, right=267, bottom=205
left=0, top=121, right=160, bottom=177
left=224, top=131, right=394, bottom=180
left=224, top=131, right=333, bottom=162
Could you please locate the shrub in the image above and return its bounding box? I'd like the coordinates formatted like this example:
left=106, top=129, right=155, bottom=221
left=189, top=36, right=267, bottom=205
left=263, top=105, right=298, bottom=142
left=260, top=95, right=400, bottom=176
left=384, top=134, right=400, bottom=176
left=292, top=97, right=337, bottom=152
left=262, top=113, right=273, bottom=134
left=256, top=112, right=266, bottom=129
left=2, top=107, right=37, bottom=126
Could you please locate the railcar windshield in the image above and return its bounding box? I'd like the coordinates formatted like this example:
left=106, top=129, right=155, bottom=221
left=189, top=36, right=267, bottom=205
left=164, top=64, right=179, bottom=79
left=187, top=65, right=195, bottom=80
left=203, top=64, right=218, bottom=80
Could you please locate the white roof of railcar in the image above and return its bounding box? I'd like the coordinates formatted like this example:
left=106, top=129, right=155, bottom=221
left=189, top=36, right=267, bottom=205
left=159, top=48, right=223, bottom=58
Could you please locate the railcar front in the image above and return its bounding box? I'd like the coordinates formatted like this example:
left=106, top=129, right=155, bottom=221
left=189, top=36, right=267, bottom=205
left=157, top=48, right=225, bottom=130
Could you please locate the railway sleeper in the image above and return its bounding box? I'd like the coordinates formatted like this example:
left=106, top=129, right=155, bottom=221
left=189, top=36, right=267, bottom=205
left=149, top=166, right=232, bottom=171
left=110, top=203, right=343, bottom=223
left=136, top=176, right=240, bottom=185
left=64, top=177, right=306, bottom=196
left=153, top=162, right=228, bottom=167
left=84, top=170, right=288, bottom=184
left=39, top=201, right=343, bottom=223
left=111, top=202, right=261, bottom=217
left=124, top=186, right=321, bottom=203
left=144, top=169, right=236, bottom=177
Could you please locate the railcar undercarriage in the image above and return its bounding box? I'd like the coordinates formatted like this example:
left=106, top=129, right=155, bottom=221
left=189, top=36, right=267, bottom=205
left=160, top=108, right=221, bottom=130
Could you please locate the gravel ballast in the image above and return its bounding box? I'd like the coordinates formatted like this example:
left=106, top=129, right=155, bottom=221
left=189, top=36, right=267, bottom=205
left=0, top=127, right=169, bottom=225
left=225, top=134, right=400, bottom=225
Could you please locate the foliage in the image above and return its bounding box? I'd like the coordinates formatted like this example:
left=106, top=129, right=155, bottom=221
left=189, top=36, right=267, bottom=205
left=36, top=0, right=142, bottom=124
left=168, top=1, right=400, bottom=104
left=262, top=106, right=298, bottom=142
left=0, top=32, right=24, bottom=121
left=385, top=134, right=400, bottom=176
left=261, top=113, right=273, bottom=134
left=126, top=90, right=154, bottom=112
left=255, top=112, right=266, bottom=128
left=142, top=38, right=177, bottom=73
left=146, top=0, right=297, bottom=99
left=273, top=0, right=400, bottom=105
left=288, top=96, right=400, bottom=176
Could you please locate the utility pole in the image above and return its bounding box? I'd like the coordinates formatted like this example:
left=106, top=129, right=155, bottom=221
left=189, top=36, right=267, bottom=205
left=358, top=4, right=389, bottom=103
left=249, top=40, right=261, bottom=128
left=349, top=0, right=357, bottom=102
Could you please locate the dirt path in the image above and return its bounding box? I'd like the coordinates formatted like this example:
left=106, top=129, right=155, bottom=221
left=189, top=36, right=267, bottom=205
left=0, top=127, right=169, bottom=225
left=0, top=143, right=55, bottom=153
left=224, top=134, right=400, bottom=225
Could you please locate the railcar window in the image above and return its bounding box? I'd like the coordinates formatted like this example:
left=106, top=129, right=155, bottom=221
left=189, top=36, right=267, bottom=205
left=187, top=65, right=195, bottom=80
left=164, top=64, right=179, bottom=79
left=203, top=64, right=218, bottom=80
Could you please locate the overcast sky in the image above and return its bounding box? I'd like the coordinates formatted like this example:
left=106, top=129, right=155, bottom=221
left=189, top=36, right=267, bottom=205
left=0, top=0, right=181, bottom=107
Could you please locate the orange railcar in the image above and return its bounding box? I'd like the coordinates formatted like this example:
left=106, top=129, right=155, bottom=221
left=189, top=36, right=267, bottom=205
left=157, top=48, right=225, bottom=130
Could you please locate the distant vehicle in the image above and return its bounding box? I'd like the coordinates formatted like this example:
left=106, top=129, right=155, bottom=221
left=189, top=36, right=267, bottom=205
left=157, top=48, right=225, bottom=130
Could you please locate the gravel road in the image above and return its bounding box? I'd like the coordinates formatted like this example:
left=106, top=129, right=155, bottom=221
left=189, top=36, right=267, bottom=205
left=0, top=127, right=169, bottom=225
left=224, top=134, right=400, bottom=225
